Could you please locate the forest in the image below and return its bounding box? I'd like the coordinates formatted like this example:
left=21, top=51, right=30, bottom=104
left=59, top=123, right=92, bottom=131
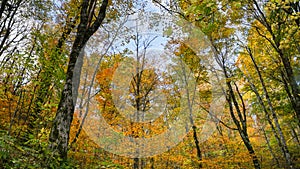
left=0, top=0, right=300, bottom=168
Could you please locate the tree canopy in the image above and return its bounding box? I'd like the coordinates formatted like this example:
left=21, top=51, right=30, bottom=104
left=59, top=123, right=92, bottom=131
left=0, top=0, right=299, bottom=168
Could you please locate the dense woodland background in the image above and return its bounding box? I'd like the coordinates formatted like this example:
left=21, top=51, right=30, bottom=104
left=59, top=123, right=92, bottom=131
left=0, top=0, right=300, bottom=168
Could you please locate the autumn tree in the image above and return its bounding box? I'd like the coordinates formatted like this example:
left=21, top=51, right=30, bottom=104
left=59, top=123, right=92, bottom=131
left=172, top=0, right=262, bottom=168
left=249, top=0, right=300, bottom=124
left=49, top=0, right=109, bottom=159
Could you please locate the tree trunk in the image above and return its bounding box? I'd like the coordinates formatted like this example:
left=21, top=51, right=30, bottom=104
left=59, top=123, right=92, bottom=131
left=0, top=0, right=8, bottom=19
left=223, top=67, right=261, bottom=169
left=49, top=39, right=84, bottom=158
left=261, top=127, right=281, bottom=168
left=247, top=47, right=294, bottom=168
left=27, top=19, right=76, bottom=140
left=133, top=158, right=139, bottom=169
left=150, top=157, right=154, bottom=169
left=49, top=0, right=108, bottom=159
left=252, top=0, right=300, bottom=124
left=278, top=50, right=300, bottom=123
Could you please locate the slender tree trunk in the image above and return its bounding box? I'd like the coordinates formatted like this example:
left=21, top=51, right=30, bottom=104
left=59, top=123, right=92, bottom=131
left=242, top=63, right=288, bottom=163
left=247, top=47, right=294, bottom=168
left=133, top=158, right=139, bottom=169
left=150, top=157, right=154, bottom=169
left=49, top=38, right=84, bottom=158
left=49, top=0, right=108, bottom=159
left=223, top=68, right=261, bottom=169
left=192, top=125, right=202, bottom=168
left=290, top=126, right=300, bottom=146
left=278, top=49, right=300, bottom=123
left=179, top=57, right=202, bottom=168
left=247, top=78, right=288, bottom=162
left=278, top=50, right=300, bottom=124
left=261, top=127, right=281, bottom=168
left=0, top=0, right=8, bottom=19
left=252, top=0, right=300, bottom=124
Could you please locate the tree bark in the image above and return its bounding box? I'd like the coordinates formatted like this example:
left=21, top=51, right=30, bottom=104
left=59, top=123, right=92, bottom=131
left=0, top=0, right=8, bottom=19
left=261, top=127, right=281, bottom=168
left=223, top=66, right=261, bottom=169
left=278, top=50, right=300, bottom=123
left=252, top=0, right=300, bottom=124
left=49, top=0, right=108, bottom=159
left=247, top=47, right=294, bottom=168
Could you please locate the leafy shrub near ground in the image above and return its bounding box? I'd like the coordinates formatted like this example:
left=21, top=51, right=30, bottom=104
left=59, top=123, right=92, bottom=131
left=0, top=130, right=125, bottom=169
left=0, top=130, right=78, bottom=169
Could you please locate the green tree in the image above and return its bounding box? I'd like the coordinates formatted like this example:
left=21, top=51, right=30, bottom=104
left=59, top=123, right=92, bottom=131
left=49, top=0, right=109, bottom=159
